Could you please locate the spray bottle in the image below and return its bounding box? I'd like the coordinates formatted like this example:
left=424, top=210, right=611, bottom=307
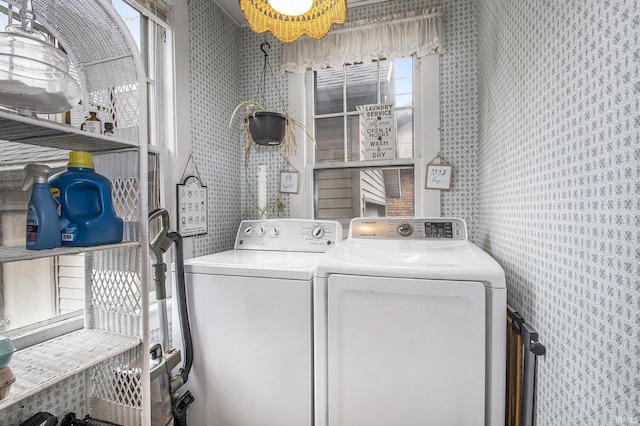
left=23, top=164, right=61, bottom=250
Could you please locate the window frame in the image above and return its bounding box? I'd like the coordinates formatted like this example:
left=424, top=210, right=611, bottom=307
left=287, top=54, right=442, bottom=222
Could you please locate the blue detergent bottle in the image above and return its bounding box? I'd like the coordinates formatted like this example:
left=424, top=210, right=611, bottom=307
left=49, top=151, right=123, bottom=247
left=23, top=164, right=62, bottom=250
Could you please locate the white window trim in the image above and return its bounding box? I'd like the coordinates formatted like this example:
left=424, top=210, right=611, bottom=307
left=287, top=54, right=441, bottom=219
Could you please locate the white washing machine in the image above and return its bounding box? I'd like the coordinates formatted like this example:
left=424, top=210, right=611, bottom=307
left=183, top=219, right=342, bottom=426
left=314, top=217, right=506, bottom=426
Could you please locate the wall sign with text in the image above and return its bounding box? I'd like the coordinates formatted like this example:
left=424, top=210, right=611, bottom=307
left=425, top=164, right=453, bottom=190
left=360, top=103, right=396, bottom=160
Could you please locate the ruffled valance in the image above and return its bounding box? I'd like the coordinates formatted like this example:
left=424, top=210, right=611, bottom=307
left=281, top=7, right=444, bottom=74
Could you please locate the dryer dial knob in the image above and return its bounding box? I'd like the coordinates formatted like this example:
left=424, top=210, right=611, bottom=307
left=397, top=222, right=413, bottom=237
left=258, top=225, right=266, bottom=236
left=311, top=225, right=325, bottom=239
left=271, top=226, right=280, bottom=236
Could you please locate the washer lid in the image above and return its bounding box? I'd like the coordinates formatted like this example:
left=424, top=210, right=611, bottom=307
left=184, top=249, right=323, bottom=280
left=315, top=238, right=506, bottom=288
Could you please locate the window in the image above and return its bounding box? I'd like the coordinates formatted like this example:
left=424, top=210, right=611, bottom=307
left=0, top=0, right=169, bottom=340
left=312, top=57, right=416, bottom=228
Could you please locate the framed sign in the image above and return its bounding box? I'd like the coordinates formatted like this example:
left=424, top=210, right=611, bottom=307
left=360, top=103, right=396, bottom=160
left=177, top=175, right=208, bottom=236
left=425, top=164, right=453, bottom=190
left=280, top=171, right=299, bottom=193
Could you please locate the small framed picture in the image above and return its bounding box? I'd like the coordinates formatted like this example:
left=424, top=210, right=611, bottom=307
left=279, top=171, right=299, bottom=193
left=425, top=164, right=453, bottom=190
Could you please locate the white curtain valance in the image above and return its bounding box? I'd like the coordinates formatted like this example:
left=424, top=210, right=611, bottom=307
left=281, top=7, right=444, bottom=74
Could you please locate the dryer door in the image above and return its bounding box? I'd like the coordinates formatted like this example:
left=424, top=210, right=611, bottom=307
left=327, top=274, right=486, bottom=426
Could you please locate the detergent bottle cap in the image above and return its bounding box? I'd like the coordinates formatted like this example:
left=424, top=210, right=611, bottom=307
left=67, top=151, right=94, bottom=169
left=23, top=163, right=52, bottom=190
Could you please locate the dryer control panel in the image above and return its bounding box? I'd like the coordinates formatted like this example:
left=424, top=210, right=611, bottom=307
left=235, top=219, right=343, bottom=252
left=349, top=217, right=467, bottom=240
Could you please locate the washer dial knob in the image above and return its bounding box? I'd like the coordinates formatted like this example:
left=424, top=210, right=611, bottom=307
left=397, top=222, right=413, bottom=237
left=311, top=225, right=325, bottom=239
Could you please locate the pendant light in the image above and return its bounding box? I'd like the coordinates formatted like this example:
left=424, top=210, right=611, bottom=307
left=239, top=0, right=347, bottom=43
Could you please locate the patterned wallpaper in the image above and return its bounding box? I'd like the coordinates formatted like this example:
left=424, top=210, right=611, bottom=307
left=476, top=0, right=639, bottom=424
left=6, top=0, right=632, bottom=424
left=187, top=0, right=482, bottom=252
left=188, top=0, right=244, bottom=256
left=231, top=0, right=640, bottom=423
left=236, top=0, right=481, bottom=238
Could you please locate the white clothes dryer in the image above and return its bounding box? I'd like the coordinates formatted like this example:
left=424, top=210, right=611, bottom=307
left=314, top=217, right=506, bottom=426
left=184, top=219, right=342, bottom=426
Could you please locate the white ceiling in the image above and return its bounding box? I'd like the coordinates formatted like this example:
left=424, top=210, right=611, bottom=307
left=217, top=0, right=393, bottom=27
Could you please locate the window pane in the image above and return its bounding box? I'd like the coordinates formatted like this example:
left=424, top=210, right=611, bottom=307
left=394, top=57, right=413, bottom=107
left=379, top=61, right=394, bottom=104
left=396, top=93, right=412, bottom=108
left=346, top=115, right=360, bottom=162
left=0, top=2, right=7, bottom=29
left=394, top=56, right=413, bottom=78
left=0, top=156, right=85, bottom=334
left=112, top=0, right=142, bottom=50
left=396, top=109, right=413, bottom=159
left=312, top=57, right=417, bottom=226
left=315, top=67, right=344, bottom=115
left=315, top=167, right=414, bottom=225
left=346, top=62, right=378, bottom=111
left=315, top=116, right=344, bottom=162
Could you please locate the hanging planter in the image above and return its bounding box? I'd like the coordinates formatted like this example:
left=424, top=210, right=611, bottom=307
left=248, top=111, right=286, bottom=146
left=228, top=42, right=317, bottom=220
left=229, top=42, right=314, bottom=165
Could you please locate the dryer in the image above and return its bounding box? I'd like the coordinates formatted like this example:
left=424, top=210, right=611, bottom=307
left=183, top=219, right=342, bottom=426
left=314, top=217, right=506, bottom=426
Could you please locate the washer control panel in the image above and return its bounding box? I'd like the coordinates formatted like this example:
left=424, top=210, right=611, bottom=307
left=349, top=217, right=467, bottom=240
left=235, top=219, right=343, bottom=252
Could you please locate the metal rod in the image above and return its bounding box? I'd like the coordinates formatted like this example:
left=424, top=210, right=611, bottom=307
left=519, top=322, right=546, bottom=426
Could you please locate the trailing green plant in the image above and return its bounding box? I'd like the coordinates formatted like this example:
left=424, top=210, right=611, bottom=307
left=241, top=194, right=286, bottom=220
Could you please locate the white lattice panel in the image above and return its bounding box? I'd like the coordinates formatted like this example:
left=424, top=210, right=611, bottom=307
left=87, top=247, right=143, bottom=335
left=89, top=347, right=144, bottom=426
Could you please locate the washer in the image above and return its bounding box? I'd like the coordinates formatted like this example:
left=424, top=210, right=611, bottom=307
left=184, top=219, right=342, bottom=426
left=314, top=217, right=506, bottom=426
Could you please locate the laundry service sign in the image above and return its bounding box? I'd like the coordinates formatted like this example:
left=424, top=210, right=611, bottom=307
left=360, top=103, right=396, bottom=160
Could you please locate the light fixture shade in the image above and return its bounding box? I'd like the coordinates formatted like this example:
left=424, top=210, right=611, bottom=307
left=239, top=0, right=347, bottom=43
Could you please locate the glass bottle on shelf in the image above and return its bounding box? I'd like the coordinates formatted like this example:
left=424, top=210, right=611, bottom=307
left=81, top=111, right=102, bottom=134
left=104, top=122, right=114, bottom=136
